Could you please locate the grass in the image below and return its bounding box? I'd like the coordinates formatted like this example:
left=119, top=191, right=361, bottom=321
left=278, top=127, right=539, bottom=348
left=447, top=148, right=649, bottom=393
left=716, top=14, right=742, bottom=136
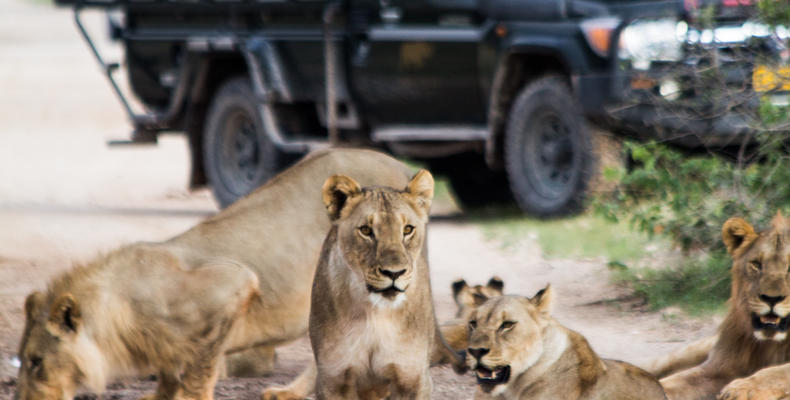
left=469, top=206, right=730, bottom=315
left=613, top=251, right=731, bottom=316
left=472, top=210, right=659, bottom=263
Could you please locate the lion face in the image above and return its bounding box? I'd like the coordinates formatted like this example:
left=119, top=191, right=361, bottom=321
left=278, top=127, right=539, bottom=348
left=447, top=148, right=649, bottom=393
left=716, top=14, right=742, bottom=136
left=451, top=277, right=504, bottom=318
left=723, top=213, right=790, bottom=341
left=466, top=287, right=554, bottom=395
left=16, top=292, right=89, bottom=400
left=322, top=170, right=433, bottom=307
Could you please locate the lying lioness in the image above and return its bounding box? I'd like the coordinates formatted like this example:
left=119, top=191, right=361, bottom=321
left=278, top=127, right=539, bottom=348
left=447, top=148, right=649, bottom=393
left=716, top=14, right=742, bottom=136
left=466, top=287, right=667, bottom=400
left=441, top=277, right=506, bottom=352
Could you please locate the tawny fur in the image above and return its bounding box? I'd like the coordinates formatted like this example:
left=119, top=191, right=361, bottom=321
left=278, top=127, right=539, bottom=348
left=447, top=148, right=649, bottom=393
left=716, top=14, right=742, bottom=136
left=309, top=170, right=464, bottom=400
left=441, top=277, right=505, bottom=352
left=15, top=148, right=416, bottom=400
left=642, top=334, right=717, bottom=378
left=17, top=247, right=258, bottom=400
left=466, top=290, right=666, bottom=400
left=660, top=213, right=790, bottom=400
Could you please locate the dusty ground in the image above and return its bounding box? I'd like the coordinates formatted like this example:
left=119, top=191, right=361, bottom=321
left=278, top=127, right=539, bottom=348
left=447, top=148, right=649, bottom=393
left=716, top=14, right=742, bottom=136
left=0, top=0, right=718, bottom=398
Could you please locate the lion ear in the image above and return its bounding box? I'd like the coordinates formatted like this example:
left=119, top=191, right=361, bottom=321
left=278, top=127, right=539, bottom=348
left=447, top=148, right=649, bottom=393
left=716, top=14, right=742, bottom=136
left=48, top=294, right=81, bottom=334
left=487, top=276, right=504, bottom=293
left=722, top=217, right=758, bottom=256
left=451, top=279, right=468, bottom=300
left=24, top=291, right=44, bottom=321
left=530, top=285, right=554, bottom=316
left=407, top=169, right=434, bottom=213
left=322, top=174, right=362, bottom=221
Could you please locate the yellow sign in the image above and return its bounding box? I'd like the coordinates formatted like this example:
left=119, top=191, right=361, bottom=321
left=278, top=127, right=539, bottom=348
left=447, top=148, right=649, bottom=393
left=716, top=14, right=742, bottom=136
left=399, top=42, right=433, bottom=70
left=753, top=64, right=790, bottom=92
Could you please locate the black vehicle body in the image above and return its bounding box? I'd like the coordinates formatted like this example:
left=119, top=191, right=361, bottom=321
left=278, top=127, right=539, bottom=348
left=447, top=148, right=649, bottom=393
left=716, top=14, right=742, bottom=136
left=55, top=0, right=768, bottom=214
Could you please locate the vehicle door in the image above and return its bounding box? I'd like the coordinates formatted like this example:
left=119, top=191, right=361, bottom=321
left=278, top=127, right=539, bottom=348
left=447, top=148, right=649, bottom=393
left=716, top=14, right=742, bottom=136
left=347, top=0, right=488, bottom=126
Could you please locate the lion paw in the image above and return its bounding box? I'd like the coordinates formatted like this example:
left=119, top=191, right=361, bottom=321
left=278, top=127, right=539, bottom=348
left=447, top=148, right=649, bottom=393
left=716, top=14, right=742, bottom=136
left=718, top=376, right=789, bottom=400
left=261, top=387, right=305, bottom=400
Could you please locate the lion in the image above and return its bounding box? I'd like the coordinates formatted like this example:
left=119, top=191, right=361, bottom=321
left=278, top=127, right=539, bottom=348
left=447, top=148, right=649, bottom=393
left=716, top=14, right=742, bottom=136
left=262, top=264, right=476, bottom=400
left=466, top=287, right=667, bottom=400
left=15, top=148, right=416, bottom=399
left=660, top=213, right=790, bottom=400
left=441, top=277, right=505, bottom=352
left=309, top=170, right=465, bottom=399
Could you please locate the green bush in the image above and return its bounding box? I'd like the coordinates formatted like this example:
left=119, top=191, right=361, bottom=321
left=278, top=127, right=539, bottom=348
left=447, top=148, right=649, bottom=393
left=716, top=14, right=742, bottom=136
left=597, top=101, right=790, bottom=312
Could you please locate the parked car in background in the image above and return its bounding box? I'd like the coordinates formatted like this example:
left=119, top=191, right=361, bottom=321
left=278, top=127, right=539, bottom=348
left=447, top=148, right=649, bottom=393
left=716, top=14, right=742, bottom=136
left=54, top=0, right=772, bottom=215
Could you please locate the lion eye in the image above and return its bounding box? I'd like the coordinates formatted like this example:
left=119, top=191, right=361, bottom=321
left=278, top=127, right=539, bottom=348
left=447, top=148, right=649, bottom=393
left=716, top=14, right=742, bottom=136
left=403, top=225, right=414, bottom=236
left=499, top=321, right=516, bottom=331
left=359, top=225, right=374, bottom=238
left=749, top=261, right=762, bottom=272
left=469, top=320, right=477, bottom=330
left=29, top=356, right=42, bottom=370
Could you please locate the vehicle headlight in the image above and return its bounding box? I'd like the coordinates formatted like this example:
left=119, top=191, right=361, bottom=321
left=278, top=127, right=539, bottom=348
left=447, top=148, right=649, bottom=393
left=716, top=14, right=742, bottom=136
left=619, top=18, right=684, bottom=68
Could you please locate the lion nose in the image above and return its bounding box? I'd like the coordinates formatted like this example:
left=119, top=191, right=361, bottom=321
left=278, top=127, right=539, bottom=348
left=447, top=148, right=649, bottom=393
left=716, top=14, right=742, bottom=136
left=468, top=347, right=490, bottom=360
left=760, top=294, right=785, bottom=307
left=379, top=268, right=406, bottom=281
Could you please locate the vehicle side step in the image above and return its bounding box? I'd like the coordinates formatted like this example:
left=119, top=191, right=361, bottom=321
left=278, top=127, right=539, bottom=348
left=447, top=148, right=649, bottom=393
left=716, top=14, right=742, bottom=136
left=107, top=129, right=158, bottom=146
left=372, top=125, right=488, bottom=142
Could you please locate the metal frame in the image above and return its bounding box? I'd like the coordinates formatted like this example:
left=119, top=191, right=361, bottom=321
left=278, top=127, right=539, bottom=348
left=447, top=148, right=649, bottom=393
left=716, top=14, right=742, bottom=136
left=74, top=5, right=194, bottom=140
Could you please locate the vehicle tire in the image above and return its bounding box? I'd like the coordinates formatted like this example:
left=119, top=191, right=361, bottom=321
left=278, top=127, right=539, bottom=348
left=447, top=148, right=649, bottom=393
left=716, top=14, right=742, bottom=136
left=504, top=75, right=596, bottom=217
left=430, top=153, right=513, bottom=209
left=203, top=77, right=284, bottom=208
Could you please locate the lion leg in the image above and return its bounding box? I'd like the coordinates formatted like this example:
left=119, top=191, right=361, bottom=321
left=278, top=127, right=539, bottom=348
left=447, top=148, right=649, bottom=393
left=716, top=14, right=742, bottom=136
left=262, top=359, right=317, bottom=400
left=718, top=363, right=790, bottom=400
left=174, top=262, right=259, bottom=400
left=139, top=372, right=180, bottom=400
left=315, top=369, right=360, bottom=400
left=179, top=349, right=225, bottom=400
left=389, top=368, right=431, bottom=400
left=661, top=365, right=732, bottom=400
left=227, top=345, right=277, bottom=377
left=643, top=334, right=717, bottom=378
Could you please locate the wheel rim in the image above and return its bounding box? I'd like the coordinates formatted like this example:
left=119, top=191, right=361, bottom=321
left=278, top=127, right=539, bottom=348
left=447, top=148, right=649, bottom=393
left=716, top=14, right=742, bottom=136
left=522, top=110, right=579, bottom=200
left=219, top=109, right=263, bottom=195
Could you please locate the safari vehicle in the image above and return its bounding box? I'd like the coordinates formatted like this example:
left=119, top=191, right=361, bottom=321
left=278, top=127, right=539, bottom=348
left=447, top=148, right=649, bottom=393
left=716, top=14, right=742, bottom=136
left=54, top=0, right=769, bottom=215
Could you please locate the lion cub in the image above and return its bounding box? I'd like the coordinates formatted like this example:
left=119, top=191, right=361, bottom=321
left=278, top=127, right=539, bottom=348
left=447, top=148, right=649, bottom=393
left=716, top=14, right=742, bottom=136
left=466, top=287, right=666, bottom=400
left=309, top=170, right=461, bottom=399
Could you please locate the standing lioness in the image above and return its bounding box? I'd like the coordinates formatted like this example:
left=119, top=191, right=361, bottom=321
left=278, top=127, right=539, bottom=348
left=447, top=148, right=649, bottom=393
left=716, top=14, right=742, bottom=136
left=309, top=170, right=462, bottom=399
left=466, top=288, right=667, bottom=400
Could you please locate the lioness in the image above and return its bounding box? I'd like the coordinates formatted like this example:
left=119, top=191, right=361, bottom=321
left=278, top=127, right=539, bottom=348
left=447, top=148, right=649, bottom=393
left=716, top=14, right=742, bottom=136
left=15, top=148, right=415, bottom=399
left=442, top=277, right=505, bottom=351
left=466, top=287, right=667, bottom=400
left=309, top=170, right=464, bottom=399
left=661, top=213, right=790, bottom=400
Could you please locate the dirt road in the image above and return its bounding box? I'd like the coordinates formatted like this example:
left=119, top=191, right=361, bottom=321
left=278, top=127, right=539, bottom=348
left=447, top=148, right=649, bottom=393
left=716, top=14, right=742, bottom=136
left=0, top=0, right=716, bottom=398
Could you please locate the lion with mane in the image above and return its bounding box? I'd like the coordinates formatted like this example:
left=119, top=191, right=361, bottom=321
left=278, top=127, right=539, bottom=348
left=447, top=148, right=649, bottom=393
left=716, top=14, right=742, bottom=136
left=660, top=212, right=790, bottom=400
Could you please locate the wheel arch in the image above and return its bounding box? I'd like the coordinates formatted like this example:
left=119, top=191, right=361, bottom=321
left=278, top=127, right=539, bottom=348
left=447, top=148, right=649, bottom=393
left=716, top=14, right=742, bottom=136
left=485, top=49, right=573, bottom=169
left=185, top=52, right=249, bottom=188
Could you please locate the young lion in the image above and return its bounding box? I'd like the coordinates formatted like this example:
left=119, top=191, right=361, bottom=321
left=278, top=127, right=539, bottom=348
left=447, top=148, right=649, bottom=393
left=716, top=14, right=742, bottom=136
left=466, top=287, right=667, bottom=400
left=660, top=213, right=790, bottom=400
left=441, top=277, right=505, bottom=352
left=15, top=148, right=416, bottom=400
left=309, top=170, right=463, bottom=399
